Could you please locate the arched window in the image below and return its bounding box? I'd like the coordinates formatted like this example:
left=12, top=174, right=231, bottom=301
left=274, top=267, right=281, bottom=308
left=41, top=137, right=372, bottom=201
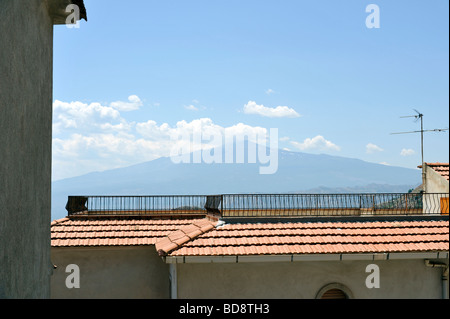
left=320, top=288, right=348, bottom=299
left=316, top=283, right=353, bottom=299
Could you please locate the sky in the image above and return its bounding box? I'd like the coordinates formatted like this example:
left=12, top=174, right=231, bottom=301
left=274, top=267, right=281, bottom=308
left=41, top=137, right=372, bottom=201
left=52, top=0, right=449, bottom=181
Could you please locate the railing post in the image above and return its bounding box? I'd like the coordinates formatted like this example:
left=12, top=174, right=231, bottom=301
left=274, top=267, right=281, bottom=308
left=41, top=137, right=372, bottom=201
left=372, top=194, right=375, bottom=215
left=359, top=195, right=362, bottom=215
left=405, top=193, right=408, bottom=215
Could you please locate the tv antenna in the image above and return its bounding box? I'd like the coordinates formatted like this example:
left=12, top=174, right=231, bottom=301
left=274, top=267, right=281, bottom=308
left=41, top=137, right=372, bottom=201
left=391, top=109, right=448, bottom=166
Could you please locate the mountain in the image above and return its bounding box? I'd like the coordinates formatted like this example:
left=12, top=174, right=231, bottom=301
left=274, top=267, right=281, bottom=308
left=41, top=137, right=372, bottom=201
left=51, top=148, right=421, bottom=220
left=297, top=184, right=418, bottom=194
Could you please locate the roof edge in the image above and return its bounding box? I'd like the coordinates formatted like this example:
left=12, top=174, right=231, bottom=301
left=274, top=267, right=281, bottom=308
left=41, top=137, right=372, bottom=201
left=164, top=251, right=450, bottom=264
left=221, top=214, right=449, bottom=225
left=50, top=217, right=69, bottom=226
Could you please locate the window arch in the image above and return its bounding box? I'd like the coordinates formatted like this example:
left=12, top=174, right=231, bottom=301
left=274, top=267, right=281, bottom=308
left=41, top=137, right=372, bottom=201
left=316, top=283, right=353, bottom=299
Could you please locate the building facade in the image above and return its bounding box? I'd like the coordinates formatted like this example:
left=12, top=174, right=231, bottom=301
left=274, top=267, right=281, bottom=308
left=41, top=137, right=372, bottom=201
left=50, top=194, right=449, bottom=299
left=0, top=0, right=86, bottom=298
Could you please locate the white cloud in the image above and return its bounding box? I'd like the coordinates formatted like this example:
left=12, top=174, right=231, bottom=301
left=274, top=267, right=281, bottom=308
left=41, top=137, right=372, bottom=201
left=243, top=101, right=300, bottom=118
left=54, top=103, right=122, bottom=131
left=184, top=104, right=199, bottom=111
left=400, top=148, right=416, bottom=156
left=265, top=89, right=276, bottom=95
left=52, top=97, right=272, bottom=180
left=366, top=143, right=384, bottom=154
left=53, top=100, right=120, bottom=120
left=379, top=162, right=391, bottom=166
left=110, top=95, right=143, bottom=111
left=99, top=122, right=132, bottom=132
left=52, top=100, right=122, bottom=135
left=290, top=135, right=341, bottom=152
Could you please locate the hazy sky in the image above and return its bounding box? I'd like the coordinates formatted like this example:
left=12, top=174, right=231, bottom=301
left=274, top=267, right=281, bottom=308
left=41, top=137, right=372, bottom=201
left=52, top=0, right=449, bottom=181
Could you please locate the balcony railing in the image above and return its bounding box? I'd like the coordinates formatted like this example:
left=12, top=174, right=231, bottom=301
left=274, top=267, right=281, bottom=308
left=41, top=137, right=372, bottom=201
left=221, top=193, right=448, bottom=218
left=65, top=195, right=210, bottom=216
left=65, top=193, right=449, bottom=218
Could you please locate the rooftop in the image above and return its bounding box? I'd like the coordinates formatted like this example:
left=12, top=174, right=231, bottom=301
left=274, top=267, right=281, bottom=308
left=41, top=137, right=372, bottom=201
left=52, top=193, right=449, bottom=259
left=51, top=216, right=214, bottom=247
left=157, top=219, right=449, bottom=258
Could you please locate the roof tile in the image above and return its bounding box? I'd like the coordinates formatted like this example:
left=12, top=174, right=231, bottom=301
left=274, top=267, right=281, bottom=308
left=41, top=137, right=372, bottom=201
left=51, top=217, right=211, bottom=247
left=155, top=219, right=217, bottom=256
left=163, top=219, right=449, bottom=257
left=52, top=213, right=449, bottom=258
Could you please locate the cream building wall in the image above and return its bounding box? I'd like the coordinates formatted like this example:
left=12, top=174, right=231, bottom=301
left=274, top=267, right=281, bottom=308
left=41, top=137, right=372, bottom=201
left=424, top=165, right=449, bottom=194
left=50, top=246, right=448, bottom=299
left=423, top=164, right=449, bottom=215
left=175, top=259, right=446, bottom=299
left=51, top=247, right=170, bottom=299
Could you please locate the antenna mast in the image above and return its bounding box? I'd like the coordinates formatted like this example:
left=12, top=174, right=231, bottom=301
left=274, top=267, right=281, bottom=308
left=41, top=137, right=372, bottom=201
left=391, top=110, right=449, bottom=191
left=391, top=110, right=448, bottom=167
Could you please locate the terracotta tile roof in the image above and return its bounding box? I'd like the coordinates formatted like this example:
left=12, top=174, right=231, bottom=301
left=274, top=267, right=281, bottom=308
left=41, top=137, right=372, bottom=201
left=52, top=214, right=448, bottom=258
left=162, top=219, right=449, bottom=257
left=155, top=219, right=217, bottom=256
left=51, top=217, right=212, bottom=247
left=426, top=163, right=449, bottom=181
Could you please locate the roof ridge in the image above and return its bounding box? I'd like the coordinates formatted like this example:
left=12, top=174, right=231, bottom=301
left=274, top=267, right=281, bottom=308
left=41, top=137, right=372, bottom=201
left=51, top=217, right=70, bottom=227
left=155, top=218, right=217, bottom=256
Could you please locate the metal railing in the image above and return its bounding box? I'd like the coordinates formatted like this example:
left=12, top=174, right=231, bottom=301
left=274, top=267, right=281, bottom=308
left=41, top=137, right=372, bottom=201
left=65, top=193, right=449, bottom=218
left=65, top=195, right=214, bottom=216
left=221, top=193, right=448, bottom=217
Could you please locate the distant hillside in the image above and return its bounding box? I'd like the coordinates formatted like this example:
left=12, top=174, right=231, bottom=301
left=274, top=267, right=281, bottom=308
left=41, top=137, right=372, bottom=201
left=51, top=148, right=421, bottom=220
left=297, top=183, right=417, bottom=194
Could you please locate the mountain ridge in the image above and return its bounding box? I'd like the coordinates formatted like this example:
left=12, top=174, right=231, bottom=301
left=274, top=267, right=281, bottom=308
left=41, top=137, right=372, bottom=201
left=51, top=148, right=421, bottom=220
